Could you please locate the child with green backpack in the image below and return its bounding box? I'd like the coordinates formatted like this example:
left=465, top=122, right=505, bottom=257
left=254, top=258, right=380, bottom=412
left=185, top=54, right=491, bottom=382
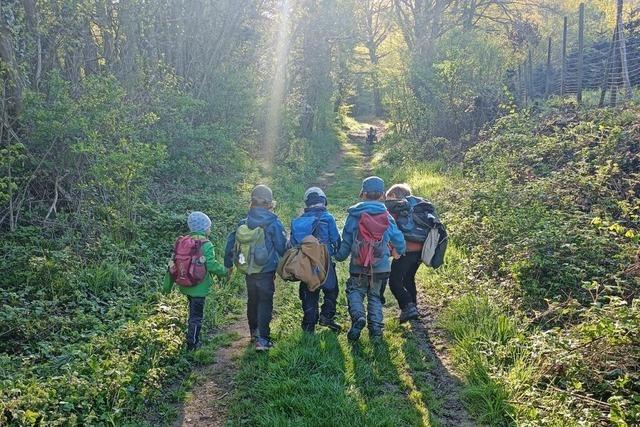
left=224, top=185, right=287, bottom=351
left=162, top=211, right=228, bottom=351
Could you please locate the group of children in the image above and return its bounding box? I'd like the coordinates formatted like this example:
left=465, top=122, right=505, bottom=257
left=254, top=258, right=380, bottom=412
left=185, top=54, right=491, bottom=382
left=163, top=176, right=435, bottom=352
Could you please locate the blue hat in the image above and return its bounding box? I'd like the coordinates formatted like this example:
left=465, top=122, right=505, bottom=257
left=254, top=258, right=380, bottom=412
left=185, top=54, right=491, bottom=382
left=362, top=176, right=384, bottom=194
left=187, top=211, right=212, bottom=233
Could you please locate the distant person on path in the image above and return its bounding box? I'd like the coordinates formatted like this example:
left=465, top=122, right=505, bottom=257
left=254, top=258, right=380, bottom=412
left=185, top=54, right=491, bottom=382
left=162, top=211, right=228, bottom=351
left=288, top=187, right=342, bottom=333
left=335, top=176, right=406, bottom=341
left=225, top=185, right=287, bottom=352
left=366, top=127, right=377, bottom=144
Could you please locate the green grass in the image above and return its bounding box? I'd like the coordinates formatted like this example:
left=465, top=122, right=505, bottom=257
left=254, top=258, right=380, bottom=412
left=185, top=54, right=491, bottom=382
left=439, top=296, right=518, bottom=426
left=225, top=124, right=450, bottom=426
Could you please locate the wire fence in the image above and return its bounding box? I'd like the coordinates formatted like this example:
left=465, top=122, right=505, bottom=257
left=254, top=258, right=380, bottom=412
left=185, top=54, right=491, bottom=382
left=514, top=1, right=640, bottom=108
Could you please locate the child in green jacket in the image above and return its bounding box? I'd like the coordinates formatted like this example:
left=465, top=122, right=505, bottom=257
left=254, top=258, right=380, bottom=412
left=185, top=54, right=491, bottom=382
left=162, top=211, right=227, bottom=350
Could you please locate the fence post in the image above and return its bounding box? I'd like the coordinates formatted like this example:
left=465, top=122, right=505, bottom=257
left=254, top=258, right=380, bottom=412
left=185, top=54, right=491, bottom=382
left=577, top=3, right=585, bottom=104
left=522, top=60, right=528, bottom=105
left=517, top=63, right=523, bottom=104
left=561, top=17, right=567, bottom=96
left=599, top=19, right=619, bottom=107
left=545, top=37, right=552, bottom=98
left=616, top=0, right=633, bottom=101
left=528, top=49, right=534, bottom=100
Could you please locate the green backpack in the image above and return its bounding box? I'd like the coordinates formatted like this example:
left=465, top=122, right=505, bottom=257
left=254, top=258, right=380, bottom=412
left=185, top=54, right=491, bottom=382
left=234, top=224, right=270, bottom=275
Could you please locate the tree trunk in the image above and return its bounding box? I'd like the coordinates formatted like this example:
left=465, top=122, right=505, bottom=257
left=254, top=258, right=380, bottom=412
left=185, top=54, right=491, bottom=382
left=22, top=0, right=42, bottom=89
left=0, top=9, right=22, bottom=113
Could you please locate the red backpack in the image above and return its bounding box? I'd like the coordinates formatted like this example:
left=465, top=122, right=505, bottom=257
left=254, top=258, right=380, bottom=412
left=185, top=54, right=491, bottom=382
left=169, top=236, right=207, bottom=287
left=352, top=213, right=390, bottom=268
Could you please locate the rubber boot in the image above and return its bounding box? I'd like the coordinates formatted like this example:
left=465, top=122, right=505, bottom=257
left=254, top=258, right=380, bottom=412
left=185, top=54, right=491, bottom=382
left=399, top=303, right=419, bottom=324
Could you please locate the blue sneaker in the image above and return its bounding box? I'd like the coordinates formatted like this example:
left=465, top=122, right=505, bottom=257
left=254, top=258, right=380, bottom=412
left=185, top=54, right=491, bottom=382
left=347, top=317, right=366, bottom=341
left=255, top=337, right=274, bottom=352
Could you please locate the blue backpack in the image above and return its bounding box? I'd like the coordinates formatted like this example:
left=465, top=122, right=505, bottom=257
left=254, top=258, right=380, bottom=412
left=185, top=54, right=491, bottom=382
left=291, top=215, right=328, bottom=246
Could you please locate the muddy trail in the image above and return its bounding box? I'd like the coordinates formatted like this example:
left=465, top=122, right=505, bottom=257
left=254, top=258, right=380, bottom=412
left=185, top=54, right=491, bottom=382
left=173, top=321, right=248, bottom=427
left=411, top=294, right=475, bottom=426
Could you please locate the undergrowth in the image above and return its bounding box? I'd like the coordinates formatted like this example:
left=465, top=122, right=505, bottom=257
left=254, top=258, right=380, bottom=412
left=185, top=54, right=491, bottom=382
left=374, top=101, right=640, bottom=426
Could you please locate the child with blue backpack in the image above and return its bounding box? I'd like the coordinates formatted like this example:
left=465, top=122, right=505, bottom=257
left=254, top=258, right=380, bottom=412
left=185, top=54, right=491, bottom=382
left=384, top=184, right=426, bottom=323
left=335, top=176, right=406, bottom=341
left=289, top=187, right=342, bottom=333
left=224, top=185, right=287, bottom=351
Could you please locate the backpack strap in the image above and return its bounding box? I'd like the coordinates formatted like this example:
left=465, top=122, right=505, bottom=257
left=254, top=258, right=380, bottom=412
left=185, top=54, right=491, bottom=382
left=310, top=216, right=323, bottom=239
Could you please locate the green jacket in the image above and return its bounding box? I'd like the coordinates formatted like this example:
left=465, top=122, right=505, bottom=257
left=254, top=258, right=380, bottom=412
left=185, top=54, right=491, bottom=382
left=162, top=232, right=227, bottom=297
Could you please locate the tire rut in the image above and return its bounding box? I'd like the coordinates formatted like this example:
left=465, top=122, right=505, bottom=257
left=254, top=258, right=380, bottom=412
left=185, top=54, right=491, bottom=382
left=410, top=293, right=476, bottom=426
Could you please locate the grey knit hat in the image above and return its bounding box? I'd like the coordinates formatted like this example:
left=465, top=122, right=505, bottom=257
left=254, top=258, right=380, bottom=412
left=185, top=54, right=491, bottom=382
left=251, top=184, right=274, bottom=205
left=304, top=187, right=327, bottom=206
left=304, top=187, right=326, bottom=201
left=187, top=211, right=212, bottom=233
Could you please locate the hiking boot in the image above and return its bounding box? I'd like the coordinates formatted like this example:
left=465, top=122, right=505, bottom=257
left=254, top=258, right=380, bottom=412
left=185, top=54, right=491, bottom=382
left=319, top=316, right=342, bottom=333
left=255, top=337, right=274, bottom=352
left=186, top=341, right=203, bottom=352
left=347, top=317, right=366, bottom=341
left=250, top=329, right=259, bottom=342
left=399, top=303, right=419, bottom=324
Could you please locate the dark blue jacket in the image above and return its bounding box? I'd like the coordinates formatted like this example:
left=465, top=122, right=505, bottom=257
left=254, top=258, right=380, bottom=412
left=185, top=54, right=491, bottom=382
left=290, top=206, right=341, bottom=257
left=335, top=201, right=406, bottom=274
left=224, top=207, right=287, bottom=273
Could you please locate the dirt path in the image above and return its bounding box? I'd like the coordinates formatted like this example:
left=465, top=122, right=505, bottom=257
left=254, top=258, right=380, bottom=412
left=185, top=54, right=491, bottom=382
left=172, top=319, right=248, bottom=427
left=348, top=118, right=386, bottom=176
left=351, top=120, right=475, bottom=426
left=412, top=294, right=476, bottom=426
left=313, top=139, right=346, bottom=189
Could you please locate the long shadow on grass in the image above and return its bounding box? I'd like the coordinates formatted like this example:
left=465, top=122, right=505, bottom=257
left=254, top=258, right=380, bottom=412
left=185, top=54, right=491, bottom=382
left=402, top=318, right=496, bottom=426
left=348, top=335, right=429, bottom=425
left=228, top=329, right=365, bottom=426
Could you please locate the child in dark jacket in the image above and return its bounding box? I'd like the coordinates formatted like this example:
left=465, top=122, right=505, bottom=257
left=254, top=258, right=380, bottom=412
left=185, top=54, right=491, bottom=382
left=162, top=211, right=228, bottom=351
left=385, top=183, right=428, bottom=323
left=290, top=187, right=342, bottom=333
left=335, top=176, right=406, bottom=341
left=224, top=185, right=287, bottom=351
